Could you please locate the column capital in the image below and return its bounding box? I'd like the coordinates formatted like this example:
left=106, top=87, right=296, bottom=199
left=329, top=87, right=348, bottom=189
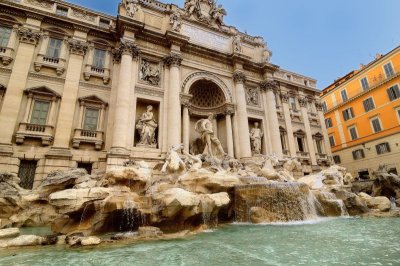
left=68, top=39, right=89, bottom=56
left=298, top=96, right=307, bottom=107
left=315, top=101, right=323, bottom=111
left=18, top=27, right=41, bottom=45
left=163, top=54, right=182, bottom=67
left=260, top=79, right=279, bottom=92
left=280, top=92, right=289, bottom=103
left=113, top=39, right=140, bottom=62
left=233, top=71, right=246, bottom=84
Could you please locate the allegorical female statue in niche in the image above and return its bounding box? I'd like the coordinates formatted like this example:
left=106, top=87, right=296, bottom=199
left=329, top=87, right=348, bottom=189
left=250, top=122, right=263, bottom=155
left=195, top=113, right=226, bottom=158
left=136, top=105, right=158, bottom=148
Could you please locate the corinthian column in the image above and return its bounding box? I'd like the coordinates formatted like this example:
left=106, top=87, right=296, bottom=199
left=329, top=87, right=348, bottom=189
left=260, top=80, right=283, bottom=157
left=299, top=97, right=317, bottom=165
left=233, top=71, right=252, bottom=158
left=164, top=54, right=182, bottom=149
left=110, top=39, right=139, bottom=153
left=225, top=108, right=235, bottom=158
left=316, top=101, right=333, bottom=158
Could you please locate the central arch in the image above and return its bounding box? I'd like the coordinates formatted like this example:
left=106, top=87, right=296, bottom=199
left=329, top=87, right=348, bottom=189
left=182, top=72, right=235, bottom=156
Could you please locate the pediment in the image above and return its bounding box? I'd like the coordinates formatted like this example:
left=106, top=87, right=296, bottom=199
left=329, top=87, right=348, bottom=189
left=24, top=86, right=61, bottom=98
left=78, top=95, right=108, bottom=106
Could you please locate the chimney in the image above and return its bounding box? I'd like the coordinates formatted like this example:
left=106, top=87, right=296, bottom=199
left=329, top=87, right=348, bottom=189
left=359, top=64, right=365, bottom=69
left=375, top=53, right=382, bottom=60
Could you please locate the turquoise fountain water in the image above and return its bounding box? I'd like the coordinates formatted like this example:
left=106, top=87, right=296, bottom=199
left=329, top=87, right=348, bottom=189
left=1, top=218, right=399, bottom=266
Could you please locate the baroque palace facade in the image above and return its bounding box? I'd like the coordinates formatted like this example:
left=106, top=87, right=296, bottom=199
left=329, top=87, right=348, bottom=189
left=322, top=46, right=400, bottom=179
left=0, top=0, right=331, bottom=188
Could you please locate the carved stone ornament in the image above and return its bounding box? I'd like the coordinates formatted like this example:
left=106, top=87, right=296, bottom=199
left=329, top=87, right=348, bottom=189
left=280, top=92, right=289, bottom=103
left=246, top=87, right=259, bottom=106
left=298, top=97, right=307, bottom=107
left=170, top=11, right=182, bottom=32
left=123, top=0, right=140, bottom=18
left=71, top=9, right=96, bottom=22
left=260, top=79, right=279, bottom=92
left=25, top=0, right=53, bottom=9
left=184, top=0, right=227, bottom=26
left=18, top=28, right=41, bottom=45
left=233, top=71, right=246, bottom=84
left=68, top=39, right=88, bottom=56
left=163, top=54, right=182, bottom=67
left=140, top=59, right=160, bottom=86
left=232, top=35, right=242, bottom=53
left=113, top=39, right=140, bottom=62
left=315, top=102, right=323, bottom=111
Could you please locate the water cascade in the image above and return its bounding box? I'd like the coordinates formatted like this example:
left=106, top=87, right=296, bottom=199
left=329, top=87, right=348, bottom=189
left=234, top=182, right=320, bottom=223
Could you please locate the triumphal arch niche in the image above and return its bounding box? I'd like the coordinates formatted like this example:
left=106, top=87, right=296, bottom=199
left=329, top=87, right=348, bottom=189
left=181, top=72, right=235, bottom=157
left=0, top=0, right=331, bottom=187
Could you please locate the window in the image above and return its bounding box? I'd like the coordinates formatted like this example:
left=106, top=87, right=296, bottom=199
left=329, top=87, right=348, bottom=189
left=99, top=19, right=110, bottom=28
left=363, top=97, right=375, bottom=112
left=376, top=142, right=390, bottom=155
left=333, top=155, right=341, bottom=164
left=370, top=117, right=382, bottom=133
left=340, top=90, right=348, bottom=102
left=56, top=6, right=68, bottom=16
left=30, top=100, right=50, bottom=125
left=342, top=107, right=354, bottom=121
left=349, top=127, right=358, bottom=140
left=384, top=63, right=395, bottom=78
left=316, top=139, right=324, bottom=154
left=361, top=77, right=369, bottom=91
left=46, top=38, right=62, bottom=59
left=279, top=127, right=287, bottom=151
left=83, top=108, right=99, bottom=131
left=289, top=97, right=297, bottom=111
left=297, top=137, right=305, bottom=152
left=352, top=149, right=365, bottom=160
left=93, top=49, right=106, bottom=69
left=322, top=102, right=327, bottom=112
left=329, top=136, right=335, bottom=147
left=387, top=85, right=400, bottom=101
left=325, top=118, right=333, bottom=128
left=0, top=26, right=11, bottom=47
left=397, top=108, right=400, bottom=122
left=18, top=160, right=37, bottom=190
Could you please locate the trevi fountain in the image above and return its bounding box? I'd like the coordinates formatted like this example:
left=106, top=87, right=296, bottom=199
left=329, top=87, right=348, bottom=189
left=0, top=115, right=400, bottom=265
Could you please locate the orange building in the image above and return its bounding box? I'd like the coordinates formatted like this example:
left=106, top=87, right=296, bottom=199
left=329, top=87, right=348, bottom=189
left=321, top=46, right=400, bottom=179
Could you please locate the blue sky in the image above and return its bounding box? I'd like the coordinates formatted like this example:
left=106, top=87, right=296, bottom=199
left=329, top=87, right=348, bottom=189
left=68, top=0, right=400, bottom=89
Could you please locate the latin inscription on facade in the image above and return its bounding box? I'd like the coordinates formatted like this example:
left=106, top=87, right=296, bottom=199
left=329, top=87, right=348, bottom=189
left=181, top=23, right=230, bottom=53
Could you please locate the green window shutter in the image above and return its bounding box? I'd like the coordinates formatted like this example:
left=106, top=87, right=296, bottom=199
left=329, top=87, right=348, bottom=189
left=0, top=26, right=11, bottom=47
left=83, top=108, right=99, bottom=131
left=30, top=101, right=49, bottom=125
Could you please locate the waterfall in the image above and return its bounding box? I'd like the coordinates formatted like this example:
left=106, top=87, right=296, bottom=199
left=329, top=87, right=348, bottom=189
left=122, top=199, right=137, bottom=231
left=390, top=197, right=398, bottom=210
left=234, top=182, right=320, bottom=223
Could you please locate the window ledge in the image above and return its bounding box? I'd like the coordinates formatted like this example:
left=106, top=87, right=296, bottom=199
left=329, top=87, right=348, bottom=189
left=72, top=129, right=104, bottom=150
left=83, top=64, right=110, bottom=84
left=15, top=123, right=54, bottom=146
left=34, top=54, right=66, bottom=76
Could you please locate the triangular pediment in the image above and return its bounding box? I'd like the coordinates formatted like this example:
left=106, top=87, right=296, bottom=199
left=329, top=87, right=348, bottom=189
left=24, top=86, right=61, bottom=98
left=78, top=95, right=108, bottom=106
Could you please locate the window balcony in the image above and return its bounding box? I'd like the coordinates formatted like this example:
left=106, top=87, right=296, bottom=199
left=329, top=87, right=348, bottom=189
left=0, top=46, right=14, bottom=66
left=34, top=54, right=66, bottom=76
left=15, top=123, right=54, bottom=146
left=72, top=129, right=104, bottom=150
left=83, top=65, right=110, bottom=84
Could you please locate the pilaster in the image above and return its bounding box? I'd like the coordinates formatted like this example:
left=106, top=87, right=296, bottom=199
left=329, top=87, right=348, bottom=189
left=299, top=96, right=317, bottom=165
